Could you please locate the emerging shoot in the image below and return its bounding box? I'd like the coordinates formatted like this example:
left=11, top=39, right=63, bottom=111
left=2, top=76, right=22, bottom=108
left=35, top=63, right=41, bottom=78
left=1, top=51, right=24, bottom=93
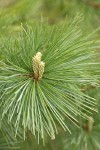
left=32, top=52, right=45, bottom=80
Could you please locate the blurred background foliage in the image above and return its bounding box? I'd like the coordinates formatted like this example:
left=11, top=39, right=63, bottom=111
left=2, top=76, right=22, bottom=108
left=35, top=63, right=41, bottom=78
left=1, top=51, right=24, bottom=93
left=0, top=0, right=100, bottom=150
left=0, top=0, right=100, bottom=34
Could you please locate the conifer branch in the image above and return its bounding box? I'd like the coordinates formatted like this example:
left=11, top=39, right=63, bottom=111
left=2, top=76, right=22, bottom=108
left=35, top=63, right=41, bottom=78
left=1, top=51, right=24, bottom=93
left=0, top=15, right=99, bottom=142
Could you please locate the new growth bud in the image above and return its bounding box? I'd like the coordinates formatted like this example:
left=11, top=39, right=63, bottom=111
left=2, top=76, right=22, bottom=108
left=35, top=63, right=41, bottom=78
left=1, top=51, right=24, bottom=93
left=88, top=116, right=94, bottom=132
left=32, top=52, right=45, bottom=80
left=39, top=61, right=45, bottom=80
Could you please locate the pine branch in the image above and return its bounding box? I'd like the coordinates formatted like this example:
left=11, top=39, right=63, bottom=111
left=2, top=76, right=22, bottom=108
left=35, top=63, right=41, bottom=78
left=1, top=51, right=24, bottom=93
left=0, top=15, right=100, bottom=142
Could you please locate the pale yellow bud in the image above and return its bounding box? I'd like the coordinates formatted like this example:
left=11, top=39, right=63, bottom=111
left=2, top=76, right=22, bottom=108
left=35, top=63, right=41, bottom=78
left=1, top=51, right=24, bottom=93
left=32, top=52, right=45, bottom=80
left=38, top=61, right=45, bottom=80
left=36, top=52, right=42, bottom=61
left=88, top=116, right=94, bottom=132
left=51, top=134, right=55, bottom=140
left=32, top=56, right=39, bottom=79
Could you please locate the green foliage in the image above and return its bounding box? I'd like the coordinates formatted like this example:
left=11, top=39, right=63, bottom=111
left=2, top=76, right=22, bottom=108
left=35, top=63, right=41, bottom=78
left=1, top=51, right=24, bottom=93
left=64, top=114, right=100, bottom=150
left=0, top=115, right=23, bottom=150
left=0, top=0, right=41, bottom=35
left=0, top=15, right=100, bottom=144
left=0, top=0, right=100, bottom=149
left=41, top=0, right=100, bottom=31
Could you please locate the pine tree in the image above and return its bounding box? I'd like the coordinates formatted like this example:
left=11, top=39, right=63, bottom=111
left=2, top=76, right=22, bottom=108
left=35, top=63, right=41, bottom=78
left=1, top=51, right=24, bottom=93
left=0, top=0, right=100, bottom=150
